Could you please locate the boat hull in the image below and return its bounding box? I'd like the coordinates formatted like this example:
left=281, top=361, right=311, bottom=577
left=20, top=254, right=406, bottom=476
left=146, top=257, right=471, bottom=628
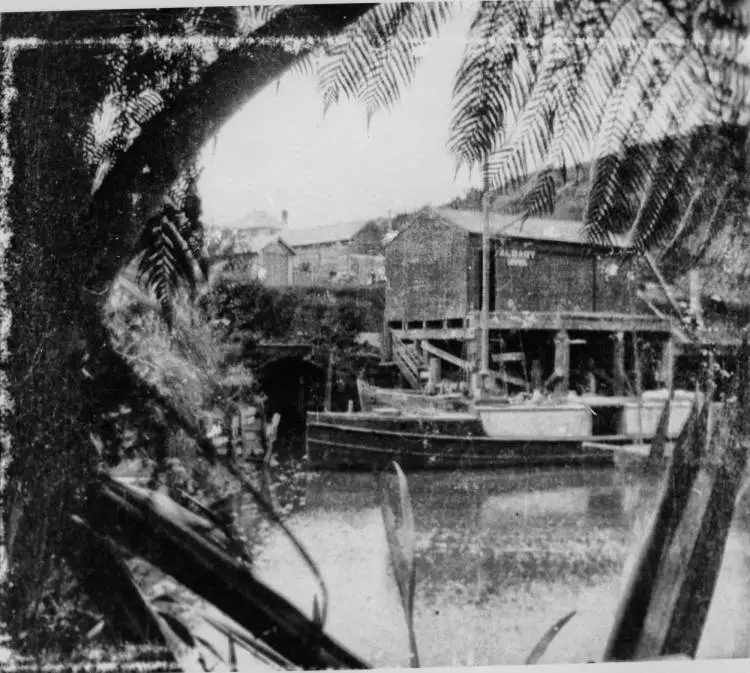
left=306, top=412, right=617, bottom=471
left=476, top=403, right=591, bottom=438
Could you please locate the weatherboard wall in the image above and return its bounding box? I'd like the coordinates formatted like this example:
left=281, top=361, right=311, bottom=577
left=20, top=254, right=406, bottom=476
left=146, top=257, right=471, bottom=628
left=260, top=239, right=294, bottom=287
left=290, top=224, right=386, bottom=285
left=387, top=211, right=638, bottom=325
left=467, top=237, right=638, bottom=314
left=385, top=213, right=470, bottom=323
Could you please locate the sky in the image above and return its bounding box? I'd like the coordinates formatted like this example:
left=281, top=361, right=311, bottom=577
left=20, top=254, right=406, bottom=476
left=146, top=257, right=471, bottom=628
left=197, top=7, right=478, bottom=230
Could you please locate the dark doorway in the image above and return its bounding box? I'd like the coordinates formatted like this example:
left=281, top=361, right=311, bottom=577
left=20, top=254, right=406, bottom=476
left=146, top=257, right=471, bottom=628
left=258, top=357, right=325, bottom=444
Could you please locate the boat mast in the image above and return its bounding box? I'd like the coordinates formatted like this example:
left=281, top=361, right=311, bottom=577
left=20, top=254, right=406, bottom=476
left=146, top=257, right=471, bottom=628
left=479, top=160, right=491, bottom=395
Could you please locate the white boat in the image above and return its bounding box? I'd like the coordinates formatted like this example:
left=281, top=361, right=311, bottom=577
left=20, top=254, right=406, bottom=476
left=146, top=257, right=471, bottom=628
left=306, top=389, right=696, bottom=471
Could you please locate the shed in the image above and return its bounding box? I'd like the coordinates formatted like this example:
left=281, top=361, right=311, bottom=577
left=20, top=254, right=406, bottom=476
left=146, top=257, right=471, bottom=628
left=211, top=233, right=295, bottom=287
left=385, top=207, right=640, bottom=327
left=382, top=208, right=671, bottom=398
left=284, top=219, right=386, bottom=285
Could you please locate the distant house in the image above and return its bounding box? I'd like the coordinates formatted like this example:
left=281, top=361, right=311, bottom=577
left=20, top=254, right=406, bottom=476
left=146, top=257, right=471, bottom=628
left=207, top=209, right=295, bottom=286
left=209, top=232, right=295, bottom=287
left=221, top=209, right=288, bottom=237
left=283, top=219, right=387, bottom=286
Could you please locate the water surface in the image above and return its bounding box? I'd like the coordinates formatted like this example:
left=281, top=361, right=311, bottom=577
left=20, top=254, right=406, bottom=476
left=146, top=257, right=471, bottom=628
left=246, top=466, right=750, bottom=667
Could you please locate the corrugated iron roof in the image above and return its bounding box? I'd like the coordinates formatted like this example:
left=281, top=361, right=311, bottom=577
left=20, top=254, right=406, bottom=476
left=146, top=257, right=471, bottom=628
left=282, top=220, right=369, bottom=247
left=246, top=234, right=295, bottom=255
left=434, top=208, right=629, bottom=247
left=213, top=233, right=295, bottom=258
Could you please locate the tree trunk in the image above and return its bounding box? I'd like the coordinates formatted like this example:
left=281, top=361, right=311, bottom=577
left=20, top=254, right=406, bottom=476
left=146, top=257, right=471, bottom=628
left=1, top=4, right=373, bottom=649
left=3, top=41, right=113, bottom=649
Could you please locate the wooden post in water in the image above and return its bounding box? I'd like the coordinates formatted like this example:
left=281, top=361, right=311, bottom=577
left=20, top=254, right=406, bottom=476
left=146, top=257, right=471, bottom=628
left=477, top=161, right=491, bottom=400
left=633, top=333, right=644, bottom=446
left=382, top=326, right=393, bottom=363
left=427, top=356, right=441, bottom=395
left=603, top=333, right=750, bottom=660
left=324, top=349, right=334, bottom=412
left=649, top=386, right=674, bottom=462
left=661, top=335, right=675, bottom=391
left=613, top=332, right=626, bottom=396
left=552, top=330, right=570, bottom=398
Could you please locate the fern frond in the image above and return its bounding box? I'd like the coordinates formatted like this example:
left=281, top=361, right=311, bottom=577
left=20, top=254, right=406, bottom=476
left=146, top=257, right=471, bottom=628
left=584, top=10, right=698, bottom=242
left=487, top=0, right=596, bottom=191
left=546, top=0, right=642, bottom=174
left=318, top=2, right=452, bottom=122
left=438, top=0, right=747, bottom=252
left=284, top=51, right=320, bottom=82
left=497, top=1, right=643, bottom=221
left=136, top=205, right=205, bottom=328
left=657, top=175, right=709, bottom=261
left=125, top=89, right=164, bottom=126
left=87, top=89, right=166, bottom=192
left=625, top=133, right=694, bottom=249
left=689, top=177, right=736, bottom=262
left=505, top=167, right=558, bottom=218
left=235, top=5, right=283, bottom=36
left=448, top=0, right=540, bottom=169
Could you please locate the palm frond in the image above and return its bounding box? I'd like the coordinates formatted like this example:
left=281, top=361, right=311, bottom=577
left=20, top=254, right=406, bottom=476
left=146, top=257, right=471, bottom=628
left=318, top=2, right=453, bottom=124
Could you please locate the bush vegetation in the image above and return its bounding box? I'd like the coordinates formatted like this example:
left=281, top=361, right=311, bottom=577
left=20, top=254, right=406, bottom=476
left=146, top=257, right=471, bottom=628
left=200, top=279, right=386, bottom=409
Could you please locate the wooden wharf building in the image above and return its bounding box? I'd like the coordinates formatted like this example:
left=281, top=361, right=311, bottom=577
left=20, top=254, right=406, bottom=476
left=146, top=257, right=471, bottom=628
left=382, top=207, right=676, bottom=399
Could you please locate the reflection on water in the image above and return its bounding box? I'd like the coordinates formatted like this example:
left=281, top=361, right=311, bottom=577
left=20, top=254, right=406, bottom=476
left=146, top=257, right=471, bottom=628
left=244, top=466, right=750, bottom=667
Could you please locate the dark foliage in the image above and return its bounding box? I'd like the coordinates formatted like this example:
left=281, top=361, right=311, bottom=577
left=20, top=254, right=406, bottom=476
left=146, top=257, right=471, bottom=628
left=2, top=4, right=373, bottom=652
left=201, top=279, right=384, bottom=349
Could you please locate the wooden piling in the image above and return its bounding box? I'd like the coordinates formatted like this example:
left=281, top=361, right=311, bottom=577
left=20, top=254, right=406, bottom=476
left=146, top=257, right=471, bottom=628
left=427, top=356, right=441, bottom=395
left=633, top=334, right=644, bottom=446
left=553, top=330, right=570, bottom=396
left=324, top=349, right=334, bottom=412
left=649, top=387, right=674, bottom=462
left=613, top=332, right=626, bottom=397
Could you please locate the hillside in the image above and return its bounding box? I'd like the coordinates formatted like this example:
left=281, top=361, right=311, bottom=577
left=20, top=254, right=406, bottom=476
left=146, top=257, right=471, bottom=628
left=443, top=165, right=591, bottom=221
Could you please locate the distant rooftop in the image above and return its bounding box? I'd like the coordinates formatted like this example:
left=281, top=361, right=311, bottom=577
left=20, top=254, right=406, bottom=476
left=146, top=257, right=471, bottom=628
left=211, top=233, right=294, bottom=258
left=282, top=219, right=369, bottom=247
left=245, top=233, right=294, bottom=255
left=222, top=209, right=284, bottom=232
left=427, top=208, right=629, bottom=248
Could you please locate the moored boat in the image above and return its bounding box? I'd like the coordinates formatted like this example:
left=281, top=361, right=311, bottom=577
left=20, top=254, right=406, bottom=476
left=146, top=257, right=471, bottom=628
left=306, top=391, right=696, bottom=471
left=356, top=378, right=469, bottom=414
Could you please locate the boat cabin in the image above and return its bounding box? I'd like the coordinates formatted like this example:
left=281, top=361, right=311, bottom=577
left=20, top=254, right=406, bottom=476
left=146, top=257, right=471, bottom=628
left=383, top=207, right=676, bottom=410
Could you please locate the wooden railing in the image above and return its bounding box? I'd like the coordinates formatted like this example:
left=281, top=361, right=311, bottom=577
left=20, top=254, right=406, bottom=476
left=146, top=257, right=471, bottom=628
left=391, top=332, right=423, bottom=390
